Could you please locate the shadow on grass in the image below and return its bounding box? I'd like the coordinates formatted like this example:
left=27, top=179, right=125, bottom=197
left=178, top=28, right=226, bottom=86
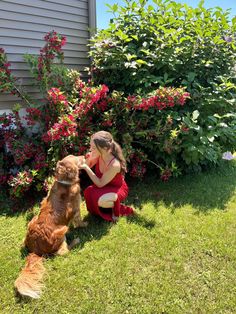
left=127, top=161, right=236, bottom=214
left=0, top=190, right=43, bottom=218
left=1, top=161, right=235, bottom=220
left=66, top=213, right=112, bottom=249
left=66, top=210, right=156, bottom=250
left=126, top=212, right=156, bottom=229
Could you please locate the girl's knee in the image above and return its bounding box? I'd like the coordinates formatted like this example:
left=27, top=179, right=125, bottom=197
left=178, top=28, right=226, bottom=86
left=99, top=193, right=118, bottom=202
left=98, top=199, right=114, bottom=208
left=97, top=193, right=118, bottom=208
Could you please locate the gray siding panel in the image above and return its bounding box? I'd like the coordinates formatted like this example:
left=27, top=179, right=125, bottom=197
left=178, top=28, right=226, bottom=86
left=3, top=47, right=89, bottom=55
left=2, top=0, right=88, bottom=11
left=0, top=37, right=89, bottom=48
left=0, top=0, right=95, bottom=110
left=0, top=28, right=89, bottom=40
left=0, top=20, right=89, bottom=38
left=0, top=11, right=88, bottom=29
left=0, top=3, right=88, bottom=23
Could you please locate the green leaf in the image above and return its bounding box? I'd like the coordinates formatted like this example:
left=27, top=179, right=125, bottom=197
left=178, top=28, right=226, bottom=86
left=136, top=59, right=147, bottom=66
left=208, top=116, right=218, bottom=123
left=164, top=72, right=168, bottom=82
left=106, top=3, right=118, bottom=13
left=192, top=110, right=200, bottom=122
left=131, top=35, right=138, bottom=41
left=200, top=136, right=208, bottom=144
left=126, top=54, right=137, bottom=61
left=207, top=136, right=215, bottom=143
left=187, top=72, right=196, bottom=82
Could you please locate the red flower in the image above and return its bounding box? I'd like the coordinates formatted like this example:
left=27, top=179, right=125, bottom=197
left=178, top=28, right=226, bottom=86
left=160, top=169, right=172, bottom=182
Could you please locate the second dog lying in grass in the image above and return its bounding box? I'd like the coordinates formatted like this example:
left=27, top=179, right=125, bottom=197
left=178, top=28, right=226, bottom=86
left=14, top=155, right=87, bottom=299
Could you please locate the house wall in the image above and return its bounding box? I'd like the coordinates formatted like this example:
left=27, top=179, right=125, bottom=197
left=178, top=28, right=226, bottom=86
left=0, top=0, right=96, bottom=110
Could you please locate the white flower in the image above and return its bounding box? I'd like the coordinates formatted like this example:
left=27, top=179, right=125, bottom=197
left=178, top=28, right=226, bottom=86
left=222, top=152, right=236, bottom=160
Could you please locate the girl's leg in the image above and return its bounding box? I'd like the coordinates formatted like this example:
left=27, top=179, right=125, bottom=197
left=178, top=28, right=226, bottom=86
left=84, top=186, right=96, bottom=214
left=98, top=193, right=118, bottom=208
left=98, top=193, right=120, bottom=222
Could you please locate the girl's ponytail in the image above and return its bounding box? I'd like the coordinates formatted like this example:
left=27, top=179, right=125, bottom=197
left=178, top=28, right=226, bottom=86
left=111, top=141, right=127, bottom=174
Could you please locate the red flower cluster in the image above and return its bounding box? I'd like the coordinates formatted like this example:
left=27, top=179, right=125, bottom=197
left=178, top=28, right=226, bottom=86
left=181, top=125, right=190, bottom=132
left=13, top=142, right=37, bottom=165
left=47, top=87, right=68, bottom=107
left=0, top=174, right=8, bottom=185
left=129, top=151, right=147, bottom=178
left=33, top=151, right=48, bottom=170
left=0, top=48, right=16, bottom=94
left=24, top=108, right=42, bottom=126
left=75, top=84, right=109, bottom=116
left=0, top=113, right=15, bottom=129
left=8, top=171, right=34, bottom=198
left=160, top=168, right=172, bottom=182
left=126, top=95, right=138, bottom=109
left=42, top=115, right=77, bottom=142
left=44, top=31, right=66, bottom=51
left=134, top=87, right=190, bottom=111
left=102, top=119, right=113, bottom=127
left=37, top=31, right=66, bottom=80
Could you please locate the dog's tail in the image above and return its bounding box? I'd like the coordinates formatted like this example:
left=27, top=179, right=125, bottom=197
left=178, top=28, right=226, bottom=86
left=14, top=253, right=45, bottom=299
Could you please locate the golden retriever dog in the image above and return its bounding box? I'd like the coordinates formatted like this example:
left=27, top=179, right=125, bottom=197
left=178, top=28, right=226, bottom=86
left=14, top=155, right=87, bottom=299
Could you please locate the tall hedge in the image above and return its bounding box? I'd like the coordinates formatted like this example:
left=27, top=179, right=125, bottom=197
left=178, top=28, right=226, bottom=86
left=89, top=0, right=236, bottom=95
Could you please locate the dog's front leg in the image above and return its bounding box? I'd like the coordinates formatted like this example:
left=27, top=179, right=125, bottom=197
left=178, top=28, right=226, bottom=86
left=72, top=211, right=88, bottom=228
left=72, top=196, right=88, bottom=228
left=56, top=237, right=80, bottom=255
left=56, top=239, right=70, bottom=255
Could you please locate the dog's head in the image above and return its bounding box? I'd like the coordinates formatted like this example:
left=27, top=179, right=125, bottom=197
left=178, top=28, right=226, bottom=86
left=55, top=155, right=83, bottom=185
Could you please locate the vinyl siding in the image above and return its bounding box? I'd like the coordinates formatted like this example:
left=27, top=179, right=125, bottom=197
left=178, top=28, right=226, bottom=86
left=0, top=0, right=96, bottom=110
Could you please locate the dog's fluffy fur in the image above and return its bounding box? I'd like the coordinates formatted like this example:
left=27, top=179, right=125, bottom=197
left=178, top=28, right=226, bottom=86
left=14, top=155, right=86, bottom=299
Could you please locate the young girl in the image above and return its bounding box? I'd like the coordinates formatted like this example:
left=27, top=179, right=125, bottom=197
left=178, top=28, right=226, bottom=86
left=79, top=131, right=133, bottom=222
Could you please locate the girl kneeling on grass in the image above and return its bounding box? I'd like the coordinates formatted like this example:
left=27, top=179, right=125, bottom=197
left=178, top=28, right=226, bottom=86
left=79, top=131, right=134, bottom=222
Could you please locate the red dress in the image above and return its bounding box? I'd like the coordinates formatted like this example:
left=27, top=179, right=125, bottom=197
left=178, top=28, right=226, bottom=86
left=83, top=160, right=134, bottom=221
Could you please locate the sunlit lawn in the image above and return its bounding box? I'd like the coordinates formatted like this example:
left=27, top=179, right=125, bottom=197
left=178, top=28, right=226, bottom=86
left=0, top=161, right=236, bottom=313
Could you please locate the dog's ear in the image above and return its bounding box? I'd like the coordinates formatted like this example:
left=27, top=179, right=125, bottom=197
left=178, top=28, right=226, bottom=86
left=55, top=161, right=66, bottom=175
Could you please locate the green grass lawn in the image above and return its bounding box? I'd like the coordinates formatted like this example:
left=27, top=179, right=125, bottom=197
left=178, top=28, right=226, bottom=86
left=0, top=161, right=236, bottom=314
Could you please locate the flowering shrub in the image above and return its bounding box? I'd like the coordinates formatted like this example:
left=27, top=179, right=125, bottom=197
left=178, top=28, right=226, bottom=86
left=0, top=26, right=235, bottom=202
left=128, top=150, right=147, bottom=178
left=130, top=87, right=190, bottom=111
left=8, top=170, right=37, bottom=198
left=24, top=30, right=71, bottom=95
left=37, top=31, right=66, bottom=81
left=89, top=0, right=236, bottom=173
left=0, top=48, right=15, bottom=94
left=0, top=49, right=32, bottom=105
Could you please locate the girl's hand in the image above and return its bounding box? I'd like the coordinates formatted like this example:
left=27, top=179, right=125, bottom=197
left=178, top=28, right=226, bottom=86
left=78, top=158, right=88, bottom=170
left=85, top=151, right=99, bottom=168
left=77, top=155, right=85, bottom=167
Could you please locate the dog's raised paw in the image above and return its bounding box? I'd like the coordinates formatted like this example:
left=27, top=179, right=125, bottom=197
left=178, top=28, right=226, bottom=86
left=79, top=221, right=88, bottom=227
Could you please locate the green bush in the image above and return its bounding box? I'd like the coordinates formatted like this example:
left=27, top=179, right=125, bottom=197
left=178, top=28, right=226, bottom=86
left=89, top=0, right=236, bottom=95
left=89, top=0, right=236, bottom=171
